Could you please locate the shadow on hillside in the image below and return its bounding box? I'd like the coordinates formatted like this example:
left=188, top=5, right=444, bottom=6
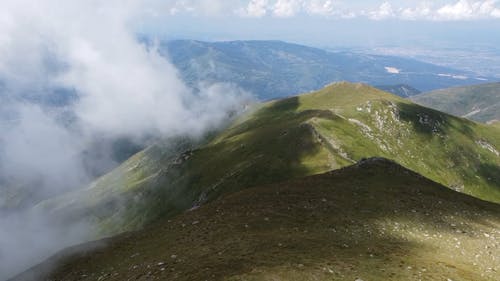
left=101, top=95, right=338, bottom=231
left=397, top=102, right=475, bottom=138
left=179, top=164, right=500, bottom=281
left=38, top=95, right=342, bottom=241
left=396, top=102, right=499, bottom=199
left=33, top=161, right=500, bottom=281
left=193, top=96, right=340, bottom=201
left=478, top=163, right=500, bottom=191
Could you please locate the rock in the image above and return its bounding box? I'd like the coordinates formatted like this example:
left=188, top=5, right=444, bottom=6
left=130, top=253, right=140, bottom=258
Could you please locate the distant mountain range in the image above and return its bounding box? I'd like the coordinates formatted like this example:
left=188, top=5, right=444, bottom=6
left=412, top=82, right=500, bottom=123
left=162, top=40, right=493, bottom=100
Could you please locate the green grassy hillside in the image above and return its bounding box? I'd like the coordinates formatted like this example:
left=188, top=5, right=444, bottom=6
left=412, top=82, right=500, bottom=123
left=489, top=120, right=500, bottom=128
left=36, top=82, right=500, bottom=239
left=14, top=159, right=500, bottom=281
left=375, top=84, right=421, bottom=97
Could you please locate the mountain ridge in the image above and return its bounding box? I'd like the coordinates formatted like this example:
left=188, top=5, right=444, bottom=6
left=412, top=82, right=500, bottom=123
left=11, top=157, right=500, bottom=281
left=29, top=82, right=500, bottom=243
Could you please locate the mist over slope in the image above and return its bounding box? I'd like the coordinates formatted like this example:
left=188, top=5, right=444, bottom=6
left=0, top=1, right=249, bottom=280
left=13, top=158, right=500, bottom=281
left=412, top=82, right=500, bottom=123
left=162, top=40, right=491, bottom=99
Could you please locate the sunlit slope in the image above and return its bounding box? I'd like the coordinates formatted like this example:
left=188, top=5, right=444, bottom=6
left=293, top=82, right=500, bottom=202
left=15, top=159, right=500, bottom=281
left=490, top=120, right=500, bottom=128
left=36, top=82, right=500, bottom=238
left=412, top=82, right=500, bottom=123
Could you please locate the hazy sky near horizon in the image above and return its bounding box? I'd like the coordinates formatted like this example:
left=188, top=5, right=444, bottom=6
left=137, top=0, right=500, bottom=48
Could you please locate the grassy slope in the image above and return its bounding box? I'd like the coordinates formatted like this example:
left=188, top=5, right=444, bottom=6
left=375, top=84, right=421, bottom=97
left=296, top=83, right=500, bottom=202
left=411, top=82, right=500, bottom=123
left=14, top=159, right=500, bottom=281
left=488, top=120, right=500, bottom=127
left=36, top=82, right=500, bottom=238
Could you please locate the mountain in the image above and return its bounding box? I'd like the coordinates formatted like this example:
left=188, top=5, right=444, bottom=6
left=412, top=82, right=500, bottom=123
left=375, top=84, right=421, bottom=97
left=33, top=82, right=500, bottom=241
left=162, top=40, right=491, bottom=100
left=12, top=158, right=500, bottom=281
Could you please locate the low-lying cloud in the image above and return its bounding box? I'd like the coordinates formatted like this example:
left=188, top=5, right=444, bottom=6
left=0, top=0, right=250, bottom=279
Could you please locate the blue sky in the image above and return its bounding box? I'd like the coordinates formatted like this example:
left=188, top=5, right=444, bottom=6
left=138, top=0, right=500, bottom=48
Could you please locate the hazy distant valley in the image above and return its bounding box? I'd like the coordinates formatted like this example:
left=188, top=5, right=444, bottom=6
left=163, top=40, right=493, bottom=100
left=364, top=45, right=500, bottom=80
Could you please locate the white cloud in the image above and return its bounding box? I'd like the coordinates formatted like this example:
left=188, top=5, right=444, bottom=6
left=382, top=0, right=500, bottom=21
left=369, top=1, right=395, bottom=20
left=238, top=0, right=269, bottom=17
left=168, top=0, right=236, bottom=16
left=436, top=0, right=500, bottom=20
left=273, top=0, right=302, bottom=17
left=304, top=0, right=335, bottom=16
left=357, top=0, right=500, bottom=21
left=437, top=0, right=478, bottom=20
left=0, top=0, right=251, bottom=278
left=236, top=0, right=341, bottom=18
left=233, top=0, right=500, bottom=20
left=400, top=3, right=432, bottom=20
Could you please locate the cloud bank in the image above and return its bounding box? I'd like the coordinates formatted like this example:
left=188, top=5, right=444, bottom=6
left=167, top=0, right=500, bottom=20
left=0, top=0, right=250, bottom=279
left=368, top=0, right=500, bottom=20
